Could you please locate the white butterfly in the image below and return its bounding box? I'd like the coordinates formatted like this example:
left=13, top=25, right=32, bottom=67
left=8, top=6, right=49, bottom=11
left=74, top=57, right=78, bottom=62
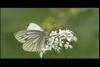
left=14, top=22, right=48, bottom=52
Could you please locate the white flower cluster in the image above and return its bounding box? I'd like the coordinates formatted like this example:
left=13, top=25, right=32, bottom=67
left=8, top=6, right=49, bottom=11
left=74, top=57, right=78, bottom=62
left=39, top=28, right=77, bottom=58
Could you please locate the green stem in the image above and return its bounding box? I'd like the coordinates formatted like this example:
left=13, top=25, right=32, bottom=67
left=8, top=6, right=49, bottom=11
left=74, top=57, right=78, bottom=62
left=62, top=46, right=67, bottom=58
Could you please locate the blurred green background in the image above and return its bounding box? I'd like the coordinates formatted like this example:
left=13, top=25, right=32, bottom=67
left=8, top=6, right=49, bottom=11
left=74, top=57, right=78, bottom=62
left=1, top=8, right=99, bottom=58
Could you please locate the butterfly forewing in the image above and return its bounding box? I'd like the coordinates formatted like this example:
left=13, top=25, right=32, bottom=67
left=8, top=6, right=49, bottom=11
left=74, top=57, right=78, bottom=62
left=14, top=30, right=40, bottom=43
left=14, top=30, right=26, bottom=43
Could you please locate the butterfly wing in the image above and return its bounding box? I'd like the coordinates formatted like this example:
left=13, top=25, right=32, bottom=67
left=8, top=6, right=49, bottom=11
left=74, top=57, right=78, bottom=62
left=14, top=30, right=40, bottom=43
left=22, top=37, right=40, bottom=52
left=27, top=22, right=44, bottom=31
left=14, top=30, right=27, bottom=43
left=22, top=31, right=46, bottom=52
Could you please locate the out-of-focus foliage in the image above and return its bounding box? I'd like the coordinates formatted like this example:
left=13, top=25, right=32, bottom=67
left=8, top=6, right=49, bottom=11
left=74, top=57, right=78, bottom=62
left=1, top=8, right=99, bottom=58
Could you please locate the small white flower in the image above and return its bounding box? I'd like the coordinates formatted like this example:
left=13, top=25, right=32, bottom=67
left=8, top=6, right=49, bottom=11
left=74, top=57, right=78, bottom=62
left=68, top=45, right=73, bottom=49
left=59, top=41, right=63, bottom=47
left=73, top=36, right=77, bottom=42
left=56, top=46, right=61, bottom=53
left=64, top=44, right=69, bottom=49
left=67, top=37, right=72, bottom=42
left=40, top=52, right=44, bottom=58
left=54, top=38, right=59, bottom=45
left=50, top=30, right=58, bottom=36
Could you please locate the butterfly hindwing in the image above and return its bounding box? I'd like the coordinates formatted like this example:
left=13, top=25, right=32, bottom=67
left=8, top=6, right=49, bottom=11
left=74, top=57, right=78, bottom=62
left=22, top=37, right=40, bottom=52
left=22, top=33, right=46, bottom=52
